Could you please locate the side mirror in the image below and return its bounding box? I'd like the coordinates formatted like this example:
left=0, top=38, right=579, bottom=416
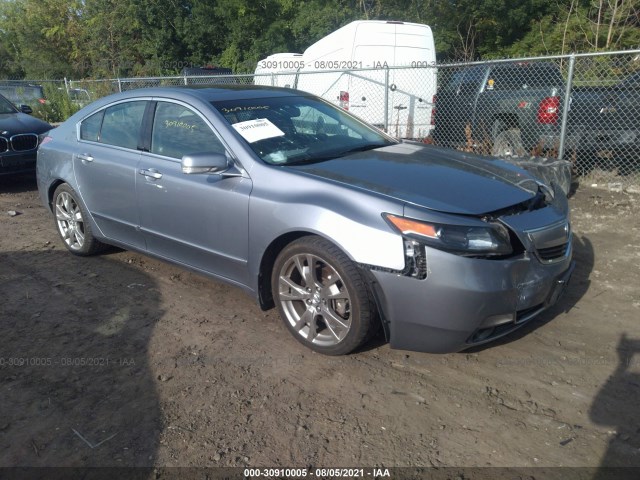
left=20, top=105, right=33, bottom=114
left=181, top=152, right=229, bottom=174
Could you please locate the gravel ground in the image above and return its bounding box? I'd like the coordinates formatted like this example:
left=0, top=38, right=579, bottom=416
left=1, top=174, right=639, bottom=472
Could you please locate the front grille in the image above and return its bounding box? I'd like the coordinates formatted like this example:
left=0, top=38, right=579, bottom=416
left=0, top=137, right=8, bottom=153
left=10, top=134, right=38, bottom=152
left=537, top=242, right=569, bottom=261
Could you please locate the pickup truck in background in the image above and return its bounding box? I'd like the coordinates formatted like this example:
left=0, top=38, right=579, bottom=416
left=568, top=70, right=640, bottom=172
left=432, top=62, right=566, bottom=157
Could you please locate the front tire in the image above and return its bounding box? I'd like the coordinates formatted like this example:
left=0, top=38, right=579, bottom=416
left=53, top=184, right=106, bottom=256
left=272, top=236, right=376, bottom=355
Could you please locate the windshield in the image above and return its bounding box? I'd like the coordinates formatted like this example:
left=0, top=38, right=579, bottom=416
left=0, top=94, right=17, bottom=114
left=213, top=95, right=396, bottom=165
left=0, top=85, right=43, bottom=103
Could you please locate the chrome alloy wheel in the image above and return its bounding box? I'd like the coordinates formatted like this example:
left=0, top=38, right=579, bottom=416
left=55, top=191, right=85, bottom=251
left=277, top=253, right=352, bottom=347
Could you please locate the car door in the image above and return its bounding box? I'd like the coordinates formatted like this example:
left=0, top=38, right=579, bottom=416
left=137, top=100, right=252, bottom=285
left=74, top=100, right=148, bottom=249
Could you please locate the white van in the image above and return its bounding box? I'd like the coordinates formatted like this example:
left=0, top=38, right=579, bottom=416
left=254, top=53, right=304, bottom=88
left=255, top=21, right=437, bottom=139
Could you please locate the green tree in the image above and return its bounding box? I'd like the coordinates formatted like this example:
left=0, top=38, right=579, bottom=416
left=510, top=0, right=640, bottom=56
left=0, top=0, right=85, bottom=78
left=1, top=0, right=638, bottom=80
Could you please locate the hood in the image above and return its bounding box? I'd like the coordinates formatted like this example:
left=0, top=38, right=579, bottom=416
left=290, top=143, right=539, bottom=215
left=0, top=113, right=52, bottom=135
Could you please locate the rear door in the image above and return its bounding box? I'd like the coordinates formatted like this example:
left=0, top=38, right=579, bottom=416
left=349, top=45, right=392, bottom=128
left=387, top=24, right=436, bottom=139
left=74, top=100, right=148, bottom=249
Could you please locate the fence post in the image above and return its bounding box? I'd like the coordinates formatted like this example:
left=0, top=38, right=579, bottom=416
left=271, top=73, right=275, bottom=87
left=117, top=78, right=122, bottom=93
left=184, top=74, right=188, bottom=86
left=384, top=67, right=390, bottom=133
left=558, top=54, right=576, bottom=161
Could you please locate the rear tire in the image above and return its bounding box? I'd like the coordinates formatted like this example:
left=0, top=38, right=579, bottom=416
left=271, top=236, right=376, bottom=355
left=53, top=184, right=106, bottom=256
left=491, top=119, right=506, bottom=142
left=492, top=129, right=526, bottom=157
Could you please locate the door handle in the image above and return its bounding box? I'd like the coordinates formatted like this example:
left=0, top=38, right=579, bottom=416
left=77, top=153, right=93, bottom=163
left=138, top=168, right=163, bottom=180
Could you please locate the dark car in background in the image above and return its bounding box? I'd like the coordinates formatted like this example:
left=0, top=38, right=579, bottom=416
left=0, top=82, right=47, bottom=109
left=0, top=93, right=52, bottom=175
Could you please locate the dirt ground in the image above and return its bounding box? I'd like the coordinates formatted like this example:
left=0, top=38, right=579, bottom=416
left=1, top=173, right=639, bottom=472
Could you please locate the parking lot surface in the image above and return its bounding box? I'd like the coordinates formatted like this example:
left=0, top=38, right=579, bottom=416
left=1, top=174, right=639, bottom=469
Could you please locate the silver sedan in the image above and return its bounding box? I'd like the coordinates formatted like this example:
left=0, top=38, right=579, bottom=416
left=37, top=86, right=574, bottom=355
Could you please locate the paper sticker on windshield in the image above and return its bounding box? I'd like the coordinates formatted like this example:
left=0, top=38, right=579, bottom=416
left=232, top=118, right=285, bottom=143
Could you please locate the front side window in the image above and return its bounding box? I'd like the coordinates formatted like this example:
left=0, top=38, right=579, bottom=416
left=213, top=95, right=395, bottom=165
left=99, top=101, right=147, bottom=149
left=151, top=102, right=226, bottom=159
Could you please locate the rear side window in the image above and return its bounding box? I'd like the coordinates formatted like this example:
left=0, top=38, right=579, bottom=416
left=99, top=101, right=147, bottom=149
left=444, top=66, right=485, bottom=93
left=490, top=64, right=564, bottom=90
left=80, top=110, right=104, bottom=141
left=79, top=101, right=146, bottom=148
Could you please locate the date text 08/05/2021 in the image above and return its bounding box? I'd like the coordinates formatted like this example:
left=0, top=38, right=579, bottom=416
left=244, top=468, right=390, bottom=478
left=0, top=357, right=136, bottom=367
left=257, top=60, right=436, bottom=70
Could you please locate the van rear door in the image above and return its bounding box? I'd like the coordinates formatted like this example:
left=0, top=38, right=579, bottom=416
left=349, top=43, right=393, bottom=127
left=387, top=23, right=436, bottom=139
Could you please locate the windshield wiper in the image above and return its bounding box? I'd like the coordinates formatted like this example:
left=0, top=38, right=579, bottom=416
left=283, top=142, right=390, bottom=166
left=336, top=142, right=390, bottom=155
left=283, top=156, right=333, bottom=166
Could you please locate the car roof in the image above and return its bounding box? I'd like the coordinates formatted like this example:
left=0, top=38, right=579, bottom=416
left=109, top=85, right=311, bottom=102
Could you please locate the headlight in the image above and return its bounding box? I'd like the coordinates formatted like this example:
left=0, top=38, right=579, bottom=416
left=383, top=213, right=513, bottom=256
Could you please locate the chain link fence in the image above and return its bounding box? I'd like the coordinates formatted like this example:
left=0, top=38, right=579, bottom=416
left=3, top=50, right=639, bottom=189
left=431, top=50, right=640, bottom=190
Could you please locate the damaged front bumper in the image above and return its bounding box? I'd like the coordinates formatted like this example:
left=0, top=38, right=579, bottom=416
left=371, top=248, right=574, bottom=353
left=369, top=193, right=575, bottom=354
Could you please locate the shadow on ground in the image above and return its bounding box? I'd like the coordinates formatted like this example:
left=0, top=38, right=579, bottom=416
left=0, top=250, right=164, bottom=467
left=590, top=334, right=640, bottom=478
left=0, top=173, right=38, bottom=194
